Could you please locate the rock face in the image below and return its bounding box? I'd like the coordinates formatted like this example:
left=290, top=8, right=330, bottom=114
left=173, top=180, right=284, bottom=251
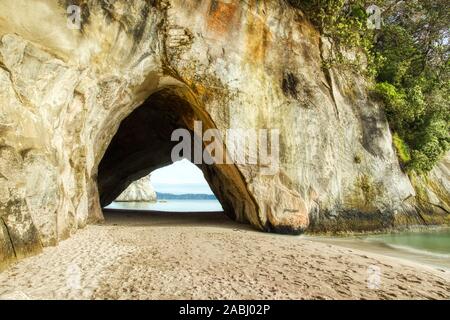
left=115, top=175, right=157, bottom=202
left=0, top=0, right=448, bottom=269
left=409, top=153, right=450, bottom=225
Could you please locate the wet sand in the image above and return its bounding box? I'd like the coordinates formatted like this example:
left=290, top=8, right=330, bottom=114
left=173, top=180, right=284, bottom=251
left=0, top=210, right=449, bottom=300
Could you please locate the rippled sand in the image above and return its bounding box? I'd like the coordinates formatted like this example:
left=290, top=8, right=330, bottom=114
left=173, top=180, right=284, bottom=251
left=0, top=211, right=448, bottom=300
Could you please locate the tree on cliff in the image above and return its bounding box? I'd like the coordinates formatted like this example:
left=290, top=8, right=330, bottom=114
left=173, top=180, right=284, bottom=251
left=373, top=0, right=449, bottom=173
left=287, top=0, right=449, bottom=173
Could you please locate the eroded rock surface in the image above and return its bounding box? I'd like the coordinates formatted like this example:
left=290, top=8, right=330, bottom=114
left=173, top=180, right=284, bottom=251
left=409, top=153, right=450, bottom=225
left=115, top=175, right=157, bottom=202
left=0, top=0, right=448, bottom=269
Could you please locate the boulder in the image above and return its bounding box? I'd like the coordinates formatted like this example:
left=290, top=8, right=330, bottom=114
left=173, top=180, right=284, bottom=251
left=115, top=176, right=157, bottom=202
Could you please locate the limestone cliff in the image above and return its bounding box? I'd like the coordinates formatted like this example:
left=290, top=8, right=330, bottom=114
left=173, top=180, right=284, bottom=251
left=409, top=153, right=450, bottom=225
left=115, top=175, right=157, bottom=202
left=0, top=0, right=448, bottom=270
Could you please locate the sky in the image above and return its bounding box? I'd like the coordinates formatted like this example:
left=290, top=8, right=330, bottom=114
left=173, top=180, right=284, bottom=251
left=151, top=159, right=214, bottom=195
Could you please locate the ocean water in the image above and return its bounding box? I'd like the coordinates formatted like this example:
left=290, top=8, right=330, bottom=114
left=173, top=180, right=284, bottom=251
left=106, top=199, right=223, bottom=212
left=315, top=228, right=450, bottom=270
left=152, top=183, right=214, bottom=195
left=367, top=229, right=450, bottom=257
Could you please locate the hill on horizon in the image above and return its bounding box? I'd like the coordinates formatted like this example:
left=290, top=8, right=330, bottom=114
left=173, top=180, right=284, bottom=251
left=156, top=192, right=217, bottom=200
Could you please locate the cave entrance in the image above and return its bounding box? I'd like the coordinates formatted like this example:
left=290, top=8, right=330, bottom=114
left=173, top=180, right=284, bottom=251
left=150, top=159, right=223, bottom=211
left=106, top=159, right=224, bottom=212
left=97, top=87, right=258, bottom=226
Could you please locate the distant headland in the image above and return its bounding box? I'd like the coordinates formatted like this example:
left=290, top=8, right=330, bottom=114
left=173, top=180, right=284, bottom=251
left=156, top=192, right=217, bottom=200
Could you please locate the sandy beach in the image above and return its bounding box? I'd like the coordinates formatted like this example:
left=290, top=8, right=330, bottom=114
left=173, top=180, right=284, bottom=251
left=0, top=211, right=449, bottom=300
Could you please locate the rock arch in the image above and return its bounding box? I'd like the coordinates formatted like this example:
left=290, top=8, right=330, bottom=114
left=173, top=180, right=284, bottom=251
left=96, top=85, right=262, bottom=227
left=1, top=0, right=447, bottom=270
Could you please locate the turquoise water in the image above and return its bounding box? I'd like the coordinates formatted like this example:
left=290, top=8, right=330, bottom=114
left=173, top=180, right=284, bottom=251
left=315, top=228, right=450, bottom=270
left=367, top=229, right=450, bottom=257
left=106, top=200, right=223, bottom=212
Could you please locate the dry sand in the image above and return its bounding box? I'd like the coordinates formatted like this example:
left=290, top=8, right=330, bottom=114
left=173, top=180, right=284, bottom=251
left=0, top=211, right=449, bottom=300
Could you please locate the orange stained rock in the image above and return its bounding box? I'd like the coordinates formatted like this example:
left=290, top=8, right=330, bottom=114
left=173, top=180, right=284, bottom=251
left=244, top=1, right=271, bottom=66
left=206, top=0, right=238, bottom=35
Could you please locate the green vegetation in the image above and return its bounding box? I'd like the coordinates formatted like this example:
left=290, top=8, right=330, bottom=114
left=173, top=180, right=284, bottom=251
left=356, top=174, right=381, bottom=204
left=288, top=0, right=378, bottom=73
left=354, top=153, right=362, bottom=164
left=288, top=0, right=449, bottom=173
left=392, top=132, right=411, bottom=164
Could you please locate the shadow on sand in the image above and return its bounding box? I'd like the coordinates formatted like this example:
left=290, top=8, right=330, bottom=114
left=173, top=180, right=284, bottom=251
left=102, top=208, right=255, bottom=231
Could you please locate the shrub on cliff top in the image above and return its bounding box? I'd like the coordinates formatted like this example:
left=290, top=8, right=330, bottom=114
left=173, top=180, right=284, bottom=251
left=373, top=1, right=449, bottom=173
left=288, top=0, right=449, bottom=173
left=287, top=0, right=377, bottom=74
